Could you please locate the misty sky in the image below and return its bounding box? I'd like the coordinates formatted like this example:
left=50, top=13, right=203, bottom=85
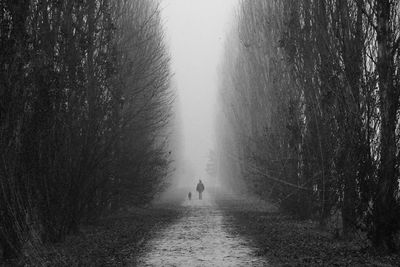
left=161, top=0, right=237, bottom=184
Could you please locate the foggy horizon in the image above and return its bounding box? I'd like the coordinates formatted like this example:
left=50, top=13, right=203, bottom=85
left=161, top=0, right=237, bottom=188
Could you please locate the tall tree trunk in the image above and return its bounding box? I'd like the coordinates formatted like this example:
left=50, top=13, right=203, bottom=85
left=340, top=0, right=363, bottom=237
left=371, top=0, right=399, bottom=252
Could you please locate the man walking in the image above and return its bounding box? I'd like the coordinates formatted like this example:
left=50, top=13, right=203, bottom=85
left=196, top=180, right=205, bottom=200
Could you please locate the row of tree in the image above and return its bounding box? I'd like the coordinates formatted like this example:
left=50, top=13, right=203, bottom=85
left=0, top=0, right=172, bottom=261
left=217, top=0, right=400, bottom=252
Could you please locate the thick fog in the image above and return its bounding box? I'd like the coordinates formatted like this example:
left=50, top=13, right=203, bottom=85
left=161, top=0, right=237, bottom=192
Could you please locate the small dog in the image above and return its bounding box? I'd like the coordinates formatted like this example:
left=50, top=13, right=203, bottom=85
left=188, top=192, right=192, bottom=200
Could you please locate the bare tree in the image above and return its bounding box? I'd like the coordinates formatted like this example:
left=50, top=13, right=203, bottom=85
left=218, top=0, right=400, bottom=251
left=0, top=0, right=173, bottom=260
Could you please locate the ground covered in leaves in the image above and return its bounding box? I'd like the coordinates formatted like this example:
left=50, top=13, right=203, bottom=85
left=223, top=209, right=400, bottom=266
left=16, top=206, right=181, bottom=266
left=5, top=192, right=400, bottom=266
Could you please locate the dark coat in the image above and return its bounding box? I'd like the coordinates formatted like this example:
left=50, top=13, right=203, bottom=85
left=196, top=182, right=205, bottom=193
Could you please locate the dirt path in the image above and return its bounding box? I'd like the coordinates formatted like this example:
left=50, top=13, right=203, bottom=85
left=23, top=190, right=400, bottom=266
left=135, top=192, right=270, bottom=266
